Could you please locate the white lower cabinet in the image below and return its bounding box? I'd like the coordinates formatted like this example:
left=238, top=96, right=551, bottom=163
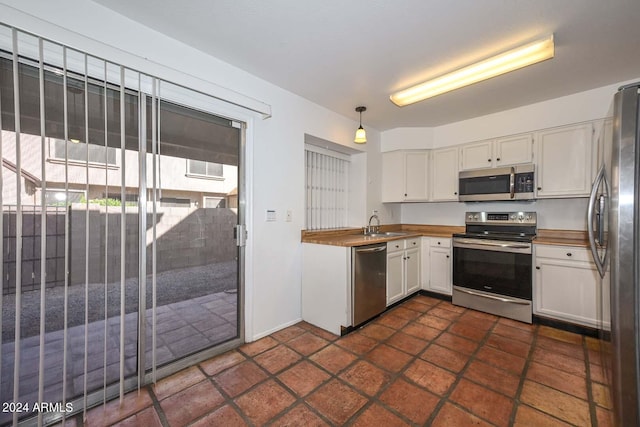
left=421, top=237, right=452, bottom=295
left=386, top=238, right=421, bottom=305
left=534, top=245, right=610, bottom=329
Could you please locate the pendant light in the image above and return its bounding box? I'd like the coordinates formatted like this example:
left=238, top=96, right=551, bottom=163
left=354, top=106, right=367, bottom=143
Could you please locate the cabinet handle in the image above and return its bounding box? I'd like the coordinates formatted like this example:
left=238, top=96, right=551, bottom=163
left=406, top=256, right=410, bottom=260
left=566, top=253, right=572, bottom=257
left=437, top=241, right=441, bottom=245
left=536, top=266, right=540, bottom=270
left=446, top=255, right=450, bottom=258
left=454, top=192, right=458, bottom=195
left=496, top=157, right=501, bottom=161
left=537, top=187, right=542, bottom=190
left=487, top=158, right=492, bottom=162
left=404, top=193, right=407, bottom=196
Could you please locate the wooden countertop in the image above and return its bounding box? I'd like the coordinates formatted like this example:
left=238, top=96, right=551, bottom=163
left=534, top=229, right=590, bottom=247
left=301, top=224, right=463, bottom=247
left=302, top=225, right=590, bottom=248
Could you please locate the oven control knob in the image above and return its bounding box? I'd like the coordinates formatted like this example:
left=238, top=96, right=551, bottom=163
left=510, top=214, right=516, bottom=220
left=518, top=214, right=524, bottom=222
left=468, top=214, right=474, bottom=220
left=473, top=214, right=479, bottom=220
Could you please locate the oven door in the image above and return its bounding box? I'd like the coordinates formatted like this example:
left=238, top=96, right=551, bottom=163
left=452, top=238, right=532, bottom=300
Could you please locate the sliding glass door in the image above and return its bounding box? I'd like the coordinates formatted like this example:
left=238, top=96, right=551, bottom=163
left=0, top=25, right=243, bottom=425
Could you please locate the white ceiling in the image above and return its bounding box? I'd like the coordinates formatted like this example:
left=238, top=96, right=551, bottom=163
left=93, top=0, right=640, bottom=131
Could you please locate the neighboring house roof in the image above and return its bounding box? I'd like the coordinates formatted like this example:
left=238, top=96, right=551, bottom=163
left=2, top=158, right=42, bottom=187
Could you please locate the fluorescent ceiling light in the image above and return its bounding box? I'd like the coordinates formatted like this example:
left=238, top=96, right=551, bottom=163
left=390, top=35, right=554, bottom=107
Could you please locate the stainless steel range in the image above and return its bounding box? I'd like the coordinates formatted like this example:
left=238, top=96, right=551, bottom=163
left=452, top=211, right=536, bottom=323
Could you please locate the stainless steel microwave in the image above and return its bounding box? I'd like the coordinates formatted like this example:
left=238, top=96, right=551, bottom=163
left=458, top=164, right=535, bottom=201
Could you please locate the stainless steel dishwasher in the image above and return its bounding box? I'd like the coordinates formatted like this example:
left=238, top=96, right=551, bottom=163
left=352, top=243, right=387, bottom=326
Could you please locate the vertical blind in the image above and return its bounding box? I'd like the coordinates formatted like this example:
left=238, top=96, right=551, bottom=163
left=0, top=24, right=242, bottom=426
left=305, top=146, right=349, bottom=230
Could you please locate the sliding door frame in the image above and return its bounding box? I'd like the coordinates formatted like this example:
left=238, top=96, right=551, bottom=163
left=0, top=24, right=250, bottom=427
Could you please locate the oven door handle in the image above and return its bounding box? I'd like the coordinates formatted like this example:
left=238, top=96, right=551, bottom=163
left=454, top=239, right=531, bottom=250
left=455, top=288, right=530, bottom=305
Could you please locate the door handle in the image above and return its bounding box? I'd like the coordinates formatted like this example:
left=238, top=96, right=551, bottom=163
left=456, top=288, right=529, bottom=305
left=587, top=165, right=608, bottom=277
left=509, top=167, right=515, bottom=199
left=356, top=246, right=386, bottom=253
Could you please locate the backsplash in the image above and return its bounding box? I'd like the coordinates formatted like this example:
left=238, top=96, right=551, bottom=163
left=400, top=198, right=589, bottom=230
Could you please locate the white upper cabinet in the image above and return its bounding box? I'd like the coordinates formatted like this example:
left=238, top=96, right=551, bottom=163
left=460, top=133, right=533, bottom=170
left=494, top=133, right=534, bottom=166
left=535, top=122, right=595, bottom=198
left=404, top=151, right=430, bottom=201
left=382, top=150, right=429, bottom=202
left=430, top=147, right=459, bottom=201
left=460, top=140, right=493, bottom=170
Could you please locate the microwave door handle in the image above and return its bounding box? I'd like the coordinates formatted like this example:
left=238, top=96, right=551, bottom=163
left=509, top=167, right=515, bottom=199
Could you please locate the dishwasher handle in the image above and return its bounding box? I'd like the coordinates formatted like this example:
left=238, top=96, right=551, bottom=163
left=354, top=245, right=386, bottom=253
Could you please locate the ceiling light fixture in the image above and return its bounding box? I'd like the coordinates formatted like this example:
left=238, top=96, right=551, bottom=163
left=390, top=35, right=555, bottom=107
left=354, top=106, right=367, bottom=143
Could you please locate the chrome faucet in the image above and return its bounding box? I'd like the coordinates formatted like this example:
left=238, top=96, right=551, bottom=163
left=366, top=214, right=380, bottom=234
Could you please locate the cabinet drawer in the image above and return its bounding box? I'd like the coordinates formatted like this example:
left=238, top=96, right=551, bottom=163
left=430, top=238, right=451, bottom=248
left=387, top=240, right=404, bottom=252
left=535, top=245, right=592, bottom=262
left=405, top=238, right=421, bottom=249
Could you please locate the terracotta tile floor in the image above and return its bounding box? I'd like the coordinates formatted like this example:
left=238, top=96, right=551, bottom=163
left=74, top=294, right=613, bottom=426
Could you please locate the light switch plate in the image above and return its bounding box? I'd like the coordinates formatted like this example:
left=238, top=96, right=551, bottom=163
left=286, top=210, right=292, bottom=222
left=266, top=210, right=276, bottom=221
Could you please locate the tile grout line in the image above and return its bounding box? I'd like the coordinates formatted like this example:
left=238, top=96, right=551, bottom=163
left=338, top=300, right=441, bottom=426
left=423, top=308, right=504, bottom=426
left=583, top=335, right=599, bottom=427
left=146, top=384, right=171, bottom=427
left=508, top=321, right=539, bottom=425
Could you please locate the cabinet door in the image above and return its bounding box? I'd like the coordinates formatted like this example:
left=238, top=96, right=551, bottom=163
left=534, top=257, right=600, bottom=327
left=430, top=147, right=459, bottom=201
left=495, top=133, right=533, bottom=166
left=429, top=246, right=452, bottom=295
left=386, top=250, right=405, bottom=305
left=381, top=151, right=404, bottom=202
left=405, top=247, right=421, bottom=295
left=535, top=122, right=594, bottom=198
left=404, top=151, right=429, bottom=201
left=460, top=140, right=493, bottom=170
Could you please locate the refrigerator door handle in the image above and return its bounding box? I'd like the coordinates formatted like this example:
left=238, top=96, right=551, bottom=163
left=587, top=164, right=608, bottom=277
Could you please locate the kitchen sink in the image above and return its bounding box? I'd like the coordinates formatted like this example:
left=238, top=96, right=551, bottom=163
left=363, top=231, right=409, bottom=237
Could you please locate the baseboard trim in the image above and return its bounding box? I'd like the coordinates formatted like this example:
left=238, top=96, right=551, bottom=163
left=250, top=317, right=303, bottom=342
left=533, top=315, right=602, bottom=338
left=419, top=289, right=452, bottom=302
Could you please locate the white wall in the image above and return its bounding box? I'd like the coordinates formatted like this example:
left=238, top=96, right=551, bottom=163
left=0, top=1, right=384, bottom=340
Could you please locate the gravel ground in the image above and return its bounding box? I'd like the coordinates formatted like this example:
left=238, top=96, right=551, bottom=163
left=2, top=261, right=237, bottom=342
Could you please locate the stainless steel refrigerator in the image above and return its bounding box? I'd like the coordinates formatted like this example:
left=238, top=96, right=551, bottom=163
left=588, top=82, right=640, bottom=426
